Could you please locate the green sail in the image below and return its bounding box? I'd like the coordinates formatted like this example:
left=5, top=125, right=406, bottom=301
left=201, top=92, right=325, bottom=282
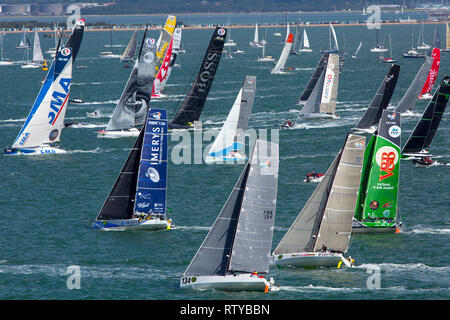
left=355, top=110, right=401, bottom=229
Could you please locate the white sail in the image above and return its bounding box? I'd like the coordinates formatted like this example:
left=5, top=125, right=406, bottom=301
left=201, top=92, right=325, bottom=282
left=303, top=29, right=310, bottom=48
left=271, top=33, right=293, bottom=74
left=285, top=23, right=290, bottom=42
left=254, top=23, right=259, bottom=43
left=32, top=30, right=44, bottom=63
left=319, top=54, right=339, bottom=114
left=330, top=23, right=339, bottom=51
left=12, top=47, right=72, bottom=149
left=173, top=27, right=182, bottom=51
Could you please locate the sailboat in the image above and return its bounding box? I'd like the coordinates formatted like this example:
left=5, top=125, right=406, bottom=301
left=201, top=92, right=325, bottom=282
left=180, top=139, right=279, bottom=292
left=249, top=23, right=262, bottom=47
left=379, top=35, right=398, bottom=63
left=443, top=23, right=450, bottom=52
left=270, top=33, right=293, bottom=74
left=351, top=41, right=362, bottom=58
left=403, top=25, right=425, bottom=58
left=205, top=76, right=256, bottom=163
left=257, top=40, right=275, bottom=62
left=120, top=30, right=137, bottom=62
left=395, top=56, right=433, bottom=114
left=417, top=22, right=431, bottom=50
left=173, top=27, right=185, bottom=53
left=401, top=75, right=450, bottom=167
left=297, top=53, right=329, bottom=104
left=299, top=28, right=312, bottom=53
left=93, top=108, right=172, bottom=231
left=21, top=30, right=44, bottom=69
left=45, top=22, right=59, bottom=56
left=98, top=29, right=157, bottom=138
left=168, top=26, right=226, bottom=130
left=273, top=19, right=282, bottom=36
left=99, top=27, right=121, bottom=58
left=354, top=64, right=400, bottom=134
left=0, top=32, right=14, bottom=66
left=224, top=19, right=237, bottom=47
left=298, top=53, right=339, bottom=119
left=321, top=23, right=339, bottom=53
left=16, top=28, right=31, bottom=49
left=352, top=110, right=402, bottom=233
left=290, top=24, right=301, bottom=55
left=4, top=19, right=85, bottom=156
left=272, top=133, right=365, bottom=268
left=419, top=48, right=441, bottom=100
left=370, top=29, right=388, bottom=53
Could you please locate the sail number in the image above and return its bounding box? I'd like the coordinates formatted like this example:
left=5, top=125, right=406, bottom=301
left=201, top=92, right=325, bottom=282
left=264, top=210, right=273, bottom=220
left=181, top=276, right=196, bottom=285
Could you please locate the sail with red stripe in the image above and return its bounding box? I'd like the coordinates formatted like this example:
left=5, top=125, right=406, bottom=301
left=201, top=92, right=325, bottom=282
left=420, top=48, right=440, bottom=97
left=152, top=36, right=173, bottom=97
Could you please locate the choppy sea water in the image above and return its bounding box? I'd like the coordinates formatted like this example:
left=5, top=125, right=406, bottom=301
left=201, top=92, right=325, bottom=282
left=0, top=16, right=449, bottom=300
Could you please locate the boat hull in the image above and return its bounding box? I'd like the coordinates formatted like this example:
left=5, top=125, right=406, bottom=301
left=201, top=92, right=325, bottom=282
left=352, top=218, right=399, bottom=234
left=180, top=274, right=275, bottom=292
left=93, top=218, right=171, bottom=231
left=271, top=252, right=352, bottom=268
left=97, top=128, right=140, bottom=138
left=205, top=153, right=248, bottom=164
left=4, top=145, right=66, bottom=156
left=299, top=113, right=339, bottom=120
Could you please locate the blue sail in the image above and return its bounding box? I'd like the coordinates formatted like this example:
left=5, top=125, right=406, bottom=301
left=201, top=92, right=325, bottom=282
left=134, top=108, right=168, bottom=218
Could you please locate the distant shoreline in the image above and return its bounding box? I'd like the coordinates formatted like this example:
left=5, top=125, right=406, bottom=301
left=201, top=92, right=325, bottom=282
left=1, top=20, right=448, bottom=34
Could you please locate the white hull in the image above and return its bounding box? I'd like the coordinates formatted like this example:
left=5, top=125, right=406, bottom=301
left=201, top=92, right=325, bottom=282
left=299, top=48, right=313, bottom=52
left=93, top=217, right=171, bottom=231
left=271, top=252, right=352, bottom=268
left=270, top=70, right=289, bottom=75
left=151, top=93, right=167, bottom=99
left=4, top=145, right=66, bottom=156
left=97, top=128, right=140, bottom=138
left=205, top=153, right=247, bottom=164
left=417, top=45, right=431, bottom=50
left=180, top=274, right=276, bottom=292
left=352, top=218, right=399, bottom=234
left=258, top=56, right=275, bottom=62
left=299, top=113, right=339, bottom=119
left=21, top=63, right=41, bottom=69
left=370, top=48, right=388, bottom=53
left=0, top=61, right=14, bottom=66
left=418, top=93, right=433, bottom=100
left=303, top=176, right=324, bottom=183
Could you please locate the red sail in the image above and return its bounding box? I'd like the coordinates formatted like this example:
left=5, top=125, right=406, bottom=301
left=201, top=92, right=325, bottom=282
left=420, top=48, right=441, bottom=95
left=152, top=36, right=174, bottom=97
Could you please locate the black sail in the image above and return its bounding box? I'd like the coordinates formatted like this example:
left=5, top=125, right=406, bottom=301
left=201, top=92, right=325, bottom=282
left=402, top=75, right=450, bottom=154
left=65, top=19, right=85, bottom=64
left=96, top=128, right=144, bottom=220
left=169, top=26, right=227, bottom=129
left=356, top=64, right=400, bottom=130
left=297, top=52, right=329, bottom=103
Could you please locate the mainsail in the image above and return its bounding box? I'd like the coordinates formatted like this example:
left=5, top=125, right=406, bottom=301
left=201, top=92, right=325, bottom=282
left=354, top=110, right=401, bottom=229
left=207, top=76, right=256, bottom=159
left=120, top=30, right=137, bottom=62
left=420, top=48, right=441, bottom=96
left=395, top=57, right=432, bottom=113
left=10, top=19, right=85, bottom=150
left=303, top=29, right=311, bottom=50
left=271, top=33, right=293, bottom=74
left=32, top=30, right=44, bottom=63
left=446, top=23, right=450, bottom=50
left=184, top=139, right=279, bottom=276
left=152, top=36, right=174, bottom=96
left=402, top=75, right=450, bottom=155
left=155, top=15, right=176, bottom=76
left=105, top=31, right=157, bottom=132
left=273, top=133, right=365, bottom=255
left=297, top=53, right=329, bottom=103
left=355, top=64, right=400, bottom=130
left=169, top=26, right=227, bottom=129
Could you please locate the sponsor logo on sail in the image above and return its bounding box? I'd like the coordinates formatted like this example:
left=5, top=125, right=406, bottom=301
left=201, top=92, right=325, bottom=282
left=387, top=113, right=397, bottom=120
left=61, top=47, right=71, bottom=56
left=217, top=28, right=226, bottom=36
left=375, top=146, right=398, bottom=181
left=388, top=125, right=401, bottom=138
left=151, top=111, right=162, bottom=119
left=145, top=167, right=160, bottom=182
left=369, top=200, right=379, bottom=210
left=48, top=78, right=71, bottom=125
left=18, top=132, right=30, bottom=146
left=49, top=129, right=59, bottom=141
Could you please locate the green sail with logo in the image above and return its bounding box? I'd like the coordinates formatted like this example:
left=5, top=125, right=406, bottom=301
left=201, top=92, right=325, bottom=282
left=354, top=110, right=401, bottom=231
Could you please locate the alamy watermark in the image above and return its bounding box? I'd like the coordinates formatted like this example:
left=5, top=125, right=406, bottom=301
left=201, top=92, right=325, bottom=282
left=366, top=5, right=382, bottom=30
left=366, top=265, right=381, bottom=289
left=66, top=265, right=81, bottom=290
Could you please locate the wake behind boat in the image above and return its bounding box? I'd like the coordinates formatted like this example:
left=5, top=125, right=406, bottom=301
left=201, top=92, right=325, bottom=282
left=93, top=108, right=172, bottom=231
left=4, top=19, right=85, bottom=156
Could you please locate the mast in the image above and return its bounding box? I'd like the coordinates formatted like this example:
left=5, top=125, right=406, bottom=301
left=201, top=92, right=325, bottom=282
left=169, top=26, right=227, bottom=129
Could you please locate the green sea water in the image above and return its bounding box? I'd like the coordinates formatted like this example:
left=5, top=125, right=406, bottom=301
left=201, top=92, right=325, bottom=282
left=0, top=15, right=449, bottom=300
